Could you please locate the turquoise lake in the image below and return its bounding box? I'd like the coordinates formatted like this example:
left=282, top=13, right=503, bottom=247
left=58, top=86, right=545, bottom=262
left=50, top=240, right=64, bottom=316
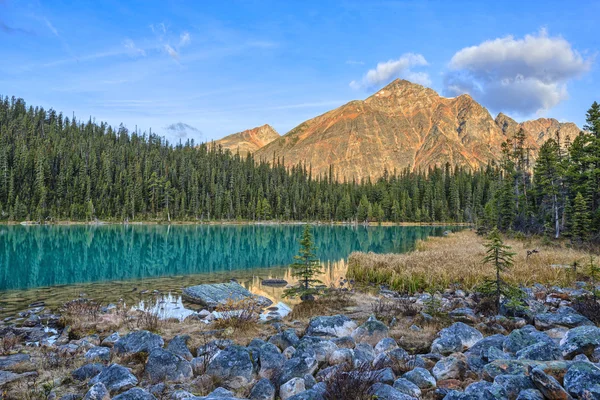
left=0, top=224, right=458, bottom=318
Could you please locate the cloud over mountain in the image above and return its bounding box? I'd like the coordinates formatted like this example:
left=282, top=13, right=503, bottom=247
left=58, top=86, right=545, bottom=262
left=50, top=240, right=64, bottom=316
left=350, top=53, right=430, bottom=90
left=165, top=122, right=201, bottom=139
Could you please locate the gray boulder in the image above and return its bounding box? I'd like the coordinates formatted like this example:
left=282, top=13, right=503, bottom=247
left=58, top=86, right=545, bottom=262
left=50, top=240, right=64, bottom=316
left=432, top=353, right=467, bottom=381
left=535, top=309, right=594, bottom=330
left=112, top=388, right=156, bottom=400
left=392, top=377, right=421, bottom=398
left=369, top=383, right=415, bottom=400
left=279, top=355, right=319, bottom=386
left=182, top=282, right=271, bottom=308
left=351, top=316, right=389, bottom=346
left=464, top=381, right=507, bottom=399
left=268, top=329, right=300, bottom=350
left=286, top=390, right=324, bottom=400
left=493, top=374, right=535, bottom=399
left=375, top=338, right=399, bottom=355
left=328, top=348, right=354, bottom=365
left=402, top=367, right=436, bottom=389
left=145, top=348, right=193, bottom=383
left=83, top=383, right=110, bottom=400
left=431, top=322, right=483, bottom=355
left=503, top=326, right=554, bottom=354
left=563, top=361, right=600, bottom=398
left=295, top=337, right=338, bottom=363
left=0, top=353, right=31, bottom=371
left=85, top=347, right=111, bottom=362
left=114, top=331, right=164, bottom=355
left=0, top=370, right=38, bottom=386
left=258, top=343, right=285, bottom=380
left=167, top=335, right=193, bottom=361
left=101, top=332, right=120, bottom=348
left=560, top=325, right=600, bottom=359
left=72, top=363, right=106, bottom=381
left=530, top=366, right=571, bottom=400
left=280, top=377, right=305, bottom=400
left=516, top=341, right=562, bottom=361
left=205, top=345, right=254, bottom=389
left=449, top=307, right=479, bottom=324
left=89, top=364, right=138, bottom=395
left=353, top=342, right=376, bottom=367
left=331, top=336, right=355, bottom=349
left=516, top=389, right=545, bottom=400
left=306, top=315, right=357, bottom=338
left=249, top=378, right=275, bottom=400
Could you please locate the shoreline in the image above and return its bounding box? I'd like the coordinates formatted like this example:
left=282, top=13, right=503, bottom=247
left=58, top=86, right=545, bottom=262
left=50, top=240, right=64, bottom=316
left=0, top=219, right=473, bottom=227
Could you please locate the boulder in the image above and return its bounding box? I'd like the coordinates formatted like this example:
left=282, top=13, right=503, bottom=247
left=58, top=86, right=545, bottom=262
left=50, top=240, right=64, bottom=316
left=353, top=342, right=376, bottom=367
left=402, top=367, right=436, bottom=389
left=249, top=378, right=275, bottom=400
left=351, top=316, right=389, bottom=346
left=167, top=335, right=193, bottom=361
left=269, top=329, right=300, bottom=351
left=72, top=363, right=106, bottom=381
left=306, top=315, right=357, bottom=338
left=328, top=348, right=354, bottom=365
left=258, top=343, right=285, bottom=380
left=464, top=381, right=507, bottom=399
left=431, top=322, right=483, bottom=355
left=0, top=370, right=38, bottom=386
left=101, top=332, right=120, bottom=348
left=368, top=383, right=415, bottom=400
left=392, top=377, right=421, bottom=398
left=0, top=353, right=31, bottom=371
left=182, top=282, right=272, bottom=308
left=83, top=383, right=111, bottom=400
left=503, top=326, right=554, bottom=354
left=432, top=353, right=467, bottom=381
left=280, top=377, right=305, bottom=400
left=112, top=388, right=156, bottom=400
left=373, top=348, right=410, bottom=370
left=145, top=348, right=193, bottom=383
left=535, top=309, right=594, bottom=330
left=530, top=366, right=571, bottom=400
left=449, top=307, right=478, bottom=324
left=563, top=361, right=600, bottom=398
left=560, top=325, right=600, bottom=359
left=493, top=374, right=536, bottom=399
left=279, top=356, right=318, bottom=386
left=331, top=336, right=355, bottom=349
left=205, top=346, right=254, bottom=389
left=375, top=338, right=399, bottom=355
left=89, top=364, right=138, bottom=395
left=114, top=331, right=164, bottom=355
left=85, top=347, right=111, bottom=362
left=286, top=390, right=324, bottom=400
left=516, top=341, right=562, bottom=361
left=295, top=337, right=337, bottom=363
left=516, top=389, right=545, bottom=400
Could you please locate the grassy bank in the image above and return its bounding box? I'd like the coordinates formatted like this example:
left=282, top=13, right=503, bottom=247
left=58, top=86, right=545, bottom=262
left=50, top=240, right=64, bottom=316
left=347, top=230, right=594, bottom=293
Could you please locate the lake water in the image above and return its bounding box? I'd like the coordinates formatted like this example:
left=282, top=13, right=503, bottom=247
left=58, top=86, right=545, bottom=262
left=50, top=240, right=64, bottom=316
left=0, top=224, right=457, bottom=319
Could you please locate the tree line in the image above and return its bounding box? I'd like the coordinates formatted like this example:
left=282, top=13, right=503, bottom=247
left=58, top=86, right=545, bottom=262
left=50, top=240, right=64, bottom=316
left=0, top=96, right=598, bottom=242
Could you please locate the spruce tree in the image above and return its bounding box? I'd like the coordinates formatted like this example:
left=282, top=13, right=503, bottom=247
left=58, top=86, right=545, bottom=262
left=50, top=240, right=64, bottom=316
left=481, top=229, right=516, bottom=311
left=283, top=225, right=323, bottom=301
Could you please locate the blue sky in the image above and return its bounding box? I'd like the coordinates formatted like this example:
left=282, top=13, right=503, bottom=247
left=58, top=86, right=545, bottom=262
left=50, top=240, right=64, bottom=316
left=1, top=0, right=598, bottom=143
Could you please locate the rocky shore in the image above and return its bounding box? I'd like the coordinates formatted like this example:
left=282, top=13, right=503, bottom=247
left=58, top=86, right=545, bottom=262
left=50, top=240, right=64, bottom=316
left=1, top=282, right=599, bottom=399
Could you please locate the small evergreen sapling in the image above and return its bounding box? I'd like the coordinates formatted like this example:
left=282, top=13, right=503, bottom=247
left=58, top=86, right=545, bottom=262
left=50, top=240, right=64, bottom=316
left=283, top=225, right=323, bottom=301
left=479, top=229, right=517, bottom=311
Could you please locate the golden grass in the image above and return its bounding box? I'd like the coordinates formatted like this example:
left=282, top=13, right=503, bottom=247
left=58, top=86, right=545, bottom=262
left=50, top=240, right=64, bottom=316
left=347, top=230, right=592, bottom=293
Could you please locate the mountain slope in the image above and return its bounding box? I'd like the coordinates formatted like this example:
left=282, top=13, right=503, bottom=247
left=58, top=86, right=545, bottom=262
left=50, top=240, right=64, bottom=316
left=248, top=80, right=581, bottom=181
left=214, top=124, right=279, bottom=156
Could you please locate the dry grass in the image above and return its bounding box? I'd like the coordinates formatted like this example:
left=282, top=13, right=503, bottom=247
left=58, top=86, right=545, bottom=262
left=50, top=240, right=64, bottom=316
left=288, top=288, right=356, bottom=321
left=348, top=230, right=590, bottom=293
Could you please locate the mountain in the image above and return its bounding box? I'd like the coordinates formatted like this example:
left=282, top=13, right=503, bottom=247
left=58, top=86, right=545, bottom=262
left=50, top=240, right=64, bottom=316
left=214, top=124, right=280, bottom=156
left=236, top=80, right=579, bottom=181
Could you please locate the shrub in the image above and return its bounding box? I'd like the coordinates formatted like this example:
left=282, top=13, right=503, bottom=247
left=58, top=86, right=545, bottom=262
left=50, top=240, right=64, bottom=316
left=323, top=362, right=383, bottom=400
left=371, top=298, right=419, bottom=323
left=213, top=298, right=261, bottom=331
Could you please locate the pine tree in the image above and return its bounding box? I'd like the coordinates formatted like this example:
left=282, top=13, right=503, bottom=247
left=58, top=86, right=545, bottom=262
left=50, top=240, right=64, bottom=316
left=481, top=229, right=516, bottom=311
left=283, top=225, right=323, bottom=301
left=571, top=192, right=591, bottom=243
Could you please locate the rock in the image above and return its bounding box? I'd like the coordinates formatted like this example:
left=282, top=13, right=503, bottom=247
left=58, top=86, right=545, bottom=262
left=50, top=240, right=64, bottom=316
left=205, top=345, right=254, bottom=389
left=249, top=378, right=275, bottom=400
left=494, top=374, right=535, bottom=399
left=296, top=337, right=338, bottom=363
left=402, top=367, right=436, bottom=389
left=432, top=353, right=467, bottom=381
left=261, top=279, right=288, bottom=287
left=182, top=282, right=272, bottom=308
left=560, top=325, right=600, bottom=359
left=167, top=335, right=193, bottom=361
left=279, top=356, right=318, bottom=386
left=0, top=370, right=38, bottom=386
left=112, top=388, right=156, bottom=400
left=373, top=348, right=410, bottom=370
left=351, top=316, right=389, bottom=346
left=563, top=361, right=600, bottom=398
left=114, top=331, right=164, bottom=355
left=72, top=363, right=106, bottom=381
left=487, top=346, right=512, bottom=362
left=328, top=348, right=354, bottom=365
left=516, top=389, right=545, bottom=400
left=258, top=343, right=285, bottom=380
left=375, top=338, right=399, bottom=355
left=286, top=390, right=324, bottom=400
left=530, top=366, right=571, bottom=400
left=535, top=310, right=594, bottom=330
left=0, top=353, right=31, bottom=371
left=375, top=367, right=397, bottom=385
left=101, top=332, right=120, bottom=348
left=516, top=341, right=562, bottom=361
left=85, top=347, right=111, bottom=362
left=503, top=326, right=554, bottom=354
left=303, top=373, right=317, bottom=389
left=449, top=307, right=478, bottom=324
left=83, top=383, right=111, bottom=400
left=431, top=322, right=483, bottom=355
left=392, top=377, right=421, bottom=398
left=331, top=336, right=355, bottom=349
left=145, top=348, right=193, bottom=383
left=89, top=364, right=138, bottom=394
left=464, top=381, right=507, bottom=399
left=269, top=329, right=300, bottom=350
left=369, top=383, right=415, bottom=400
left=307, top=315, right=357, bottom=338
left=280, top=377, right=305, bottom=400
left=283, top=346, right=296, bottom=359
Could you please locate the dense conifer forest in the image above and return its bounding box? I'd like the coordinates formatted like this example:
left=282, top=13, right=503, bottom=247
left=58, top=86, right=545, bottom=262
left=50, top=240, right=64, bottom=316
left=0, top=96, right=598, bottom=242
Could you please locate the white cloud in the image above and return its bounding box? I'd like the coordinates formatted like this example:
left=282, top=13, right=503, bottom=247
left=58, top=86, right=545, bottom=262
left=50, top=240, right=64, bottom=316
left=164, top=44, right=179, bottom=61
left=444, top=29, right=592, bottom=115
left=123, top=39, right=146, bottom=56
left=350, top=53, right=431, bottom=89
left=179, top=31, right=191, bottom=47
